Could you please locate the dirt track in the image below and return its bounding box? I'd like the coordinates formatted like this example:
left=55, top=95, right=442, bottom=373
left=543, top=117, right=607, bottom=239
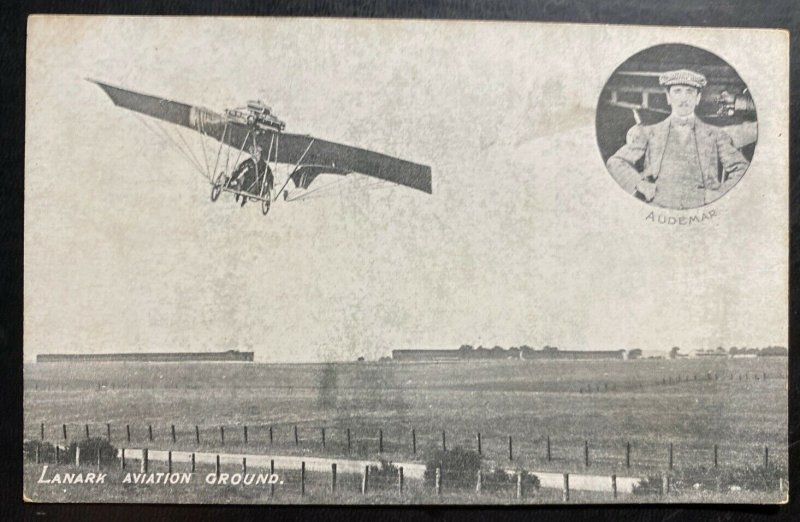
left=118, top=448, right=643, bottom=493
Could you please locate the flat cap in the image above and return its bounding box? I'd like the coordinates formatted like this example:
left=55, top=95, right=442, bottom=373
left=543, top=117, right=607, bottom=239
left=658, top=69, right=707, bottom=89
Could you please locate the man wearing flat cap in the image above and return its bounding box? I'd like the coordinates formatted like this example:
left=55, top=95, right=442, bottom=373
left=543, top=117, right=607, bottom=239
left=606, top=69, right=749, bottom=209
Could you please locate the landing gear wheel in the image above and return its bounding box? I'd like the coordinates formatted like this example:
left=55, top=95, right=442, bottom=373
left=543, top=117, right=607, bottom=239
left=210, top=182, right=222, bottom=202
left=261, top=192, right=271, bottom=216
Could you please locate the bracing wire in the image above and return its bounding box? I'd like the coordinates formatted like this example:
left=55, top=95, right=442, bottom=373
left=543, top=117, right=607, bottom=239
left=135, top=114, right=204, bottom=174
left=285, top=178, right=345, bottom=201
left=133, top=114, right=206, bottom=177
left=290, top=182, right=398, bottom=202
left=285, top=175, right=393, bottom=203
left=174, top=126, right=209, bottom=180
left=197, top=116, right=211, bottom=180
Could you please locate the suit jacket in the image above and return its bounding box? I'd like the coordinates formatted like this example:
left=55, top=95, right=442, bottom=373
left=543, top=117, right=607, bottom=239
left=606, top=117, right=749, bottom=199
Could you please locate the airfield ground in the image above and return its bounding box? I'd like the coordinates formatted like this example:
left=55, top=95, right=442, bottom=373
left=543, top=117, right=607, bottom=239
left=23, top=357, right=788, bottom=503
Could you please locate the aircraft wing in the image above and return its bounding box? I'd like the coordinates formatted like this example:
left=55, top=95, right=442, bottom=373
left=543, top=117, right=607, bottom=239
left=90, top=79, right=432, bottom=194
left=89, top=79, right=225, bottom=132
left=272, top=133, right=432, bottom=194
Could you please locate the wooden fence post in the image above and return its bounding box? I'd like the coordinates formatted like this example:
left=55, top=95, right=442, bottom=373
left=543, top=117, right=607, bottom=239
left=242, top=457, right=246, bottom=474
left=270, top=459, right=275, bottom=497
left=35, top=445, right=40, bottom=464
left=62, top=424, right=67, bottom=441
left=508, top=435, right=513, bottom=461
left=379, top=429, right=383, bottom=453
left=294, top=425, right=299, bottom=446
left=171, top=425, right=176, bottom=443
left=121, top=448, right=126, bottom=469
left=547, top=436, right=551, bottom=461
left=764, top=446, right=769, bottom=468
left=476, top=432, right=482, bottom=455
left=516, top=471, right=523, bottom=499
left=126, top=424, right=131, bottom=443
left=442, top=430, right=447, bottom=451
left=584, top=440, right=590, bottom=467
left=191, top=452, right=196, bottom=473
left=55, top=445, right=60, bottom=465
left=75, top=446, right=81, bottom=466
left=398, top=466, right=404, bottom=495
left=562, top=473, right=569, bottom=501
left=320, top=427, right=324, bottom=449
left=141, top=448, right=148, bottom=473
left=361, top=465, right=369, bottom=494
left=107, top=423, right=111, bottom=442
left=244, top=426, right=248, bottom=445
left=195, top=425, right=200, bottom=445
left=435, top=467, right=442, bottom=495
left=412, top=429, right=416, bottom=455
left=215, top=454, right=220, bottom=477
left=300, top=461, right=305, bottom=497
left=269, top=426, right=273, bottom=446
left=168, top=450, right=172, bottom=473
left=713, top=444, right=718, bottom=468
left=220, top=426, right=225, bottom=446
left=148, top=425, right=153, bottom=442
left=611, top=474, right=617, bottom=499
left=85, top=424, right=90, bottom=440
left=346, top=428, right=351, bottom=454
left=669, top=442, right=673, bottom=470
left=476, top=469, right=482, bottom=494
left=626, top=442, right=631, bottom=468
left=331, top=463, right=337, bottom=494
left=41, top=423, right=45, bottom=441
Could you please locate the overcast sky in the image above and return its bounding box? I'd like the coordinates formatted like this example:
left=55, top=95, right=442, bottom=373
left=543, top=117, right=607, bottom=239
left=24, top=17, right=788, bottom=362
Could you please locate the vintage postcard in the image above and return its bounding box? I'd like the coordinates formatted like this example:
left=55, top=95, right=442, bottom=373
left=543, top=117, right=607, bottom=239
left=23, top=16, right=788, bottom=504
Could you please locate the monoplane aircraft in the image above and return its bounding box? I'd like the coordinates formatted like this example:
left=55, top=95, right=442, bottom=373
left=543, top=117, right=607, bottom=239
left=90, top=80, right=432, bottom=216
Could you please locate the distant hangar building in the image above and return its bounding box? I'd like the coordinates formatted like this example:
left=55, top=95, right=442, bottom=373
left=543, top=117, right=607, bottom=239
left=391, top=349, right=463, bottom=361
left=521, top=348, right=625, bottom=360
left=36, top=350, right=254, bottom=363
left=391, top=347, right=626, bottom=361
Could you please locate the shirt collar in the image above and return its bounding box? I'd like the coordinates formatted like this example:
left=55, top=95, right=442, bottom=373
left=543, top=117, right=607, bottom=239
left=669, top=113, right=696, bottom=129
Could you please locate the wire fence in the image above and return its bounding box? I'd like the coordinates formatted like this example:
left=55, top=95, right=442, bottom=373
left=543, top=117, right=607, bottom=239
left=24, top=419, right=788, bottom=477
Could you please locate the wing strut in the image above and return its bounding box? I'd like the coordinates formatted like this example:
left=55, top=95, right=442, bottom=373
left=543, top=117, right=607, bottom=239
left=274, top=138, right=315, bottom=202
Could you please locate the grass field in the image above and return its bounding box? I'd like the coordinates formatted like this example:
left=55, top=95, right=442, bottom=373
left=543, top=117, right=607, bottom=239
left=23, top=356, right=788, bottom=503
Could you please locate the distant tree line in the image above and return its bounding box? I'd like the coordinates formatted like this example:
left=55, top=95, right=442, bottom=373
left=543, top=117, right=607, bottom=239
left=455, top=344, right=571, bottom=359
left=449, top=344, right=788, bottom=360
left=679, top=346, right=788, bottom=358
left=725, top=345, right=787, bottom=356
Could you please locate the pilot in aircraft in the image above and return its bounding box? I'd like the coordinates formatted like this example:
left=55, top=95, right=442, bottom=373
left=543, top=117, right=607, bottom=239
left=229, top=145, right=273, bottom=207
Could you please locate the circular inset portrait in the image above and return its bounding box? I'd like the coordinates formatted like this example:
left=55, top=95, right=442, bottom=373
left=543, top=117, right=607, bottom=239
left=596, top=44, right=757, bottom=210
